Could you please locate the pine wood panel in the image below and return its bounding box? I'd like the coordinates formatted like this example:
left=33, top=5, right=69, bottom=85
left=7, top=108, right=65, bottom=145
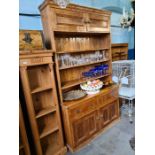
left=72, top=111, right=98, bottom=147
left=19, top=102, right=31, bottom=155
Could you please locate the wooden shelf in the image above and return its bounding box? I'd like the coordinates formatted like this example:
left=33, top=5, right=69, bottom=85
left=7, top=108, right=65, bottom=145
left=40, top=126, right=59, bottom=139
left=57, top=48, right=109, bottom=54
left=36, top=106, right=56, bottom=119
left=54, top=30, right=110, bottom=35
left=59, top=59, right=110, bottom=70
left=63, top=84, right=117, bottom=106
left=61, top=74, right=110, bottom=90
left=31, top=86, right=52, bottom=94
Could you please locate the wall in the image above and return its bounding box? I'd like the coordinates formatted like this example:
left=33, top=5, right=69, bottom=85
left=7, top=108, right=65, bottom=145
left=19, top=0, right=135, bottom=59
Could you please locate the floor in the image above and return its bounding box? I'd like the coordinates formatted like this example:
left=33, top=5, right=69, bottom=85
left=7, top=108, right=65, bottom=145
left=67, top=108, right=135, bottom=155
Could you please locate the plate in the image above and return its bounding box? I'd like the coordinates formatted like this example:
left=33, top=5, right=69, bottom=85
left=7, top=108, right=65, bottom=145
left=63, top=90, right=87, bottom=101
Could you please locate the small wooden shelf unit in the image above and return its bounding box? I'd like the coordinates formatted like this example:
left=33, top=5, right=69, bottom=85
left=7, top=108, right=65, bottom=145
left=111, top=43, right=128, bottom=61
left=39, top=0, right=120, bottom=152
left=19, top=51, right=67, bottom=155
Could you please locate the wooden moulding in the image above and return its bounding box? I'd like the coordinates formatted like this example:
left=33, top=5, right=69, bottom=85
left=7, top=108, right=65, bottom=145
left=39, top=0, right=112, bottom=16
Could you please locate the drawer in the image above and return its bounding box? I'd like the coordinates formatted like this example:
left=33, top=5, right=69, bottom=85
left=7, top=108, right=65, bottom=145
left=112, top=47, right=121, bottom=54
left=52, top=8, right=86, bottom=32
left=98, top=88, right=118, bottom=106
left=69, top=98, right=97, bottom=120
left=120, top=47, right=128, bottom=53
left=87, top=13, right=110, bottom=32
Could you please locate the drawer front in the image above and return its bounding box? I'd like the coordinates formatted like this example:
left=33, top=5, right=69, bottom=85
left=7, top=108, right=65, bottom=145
left=19, top=57, right=52, bottom=67
left=52, top=8, right=86, bottom=32
left=87, top=14, right=110, bottom=32
left=98, top=88, right=118, bottom=107
left=120, top=47, right=128, bottom=53
left=112, top=47, right=121, bottom=54
left=69, top=98, right=97, bottom=120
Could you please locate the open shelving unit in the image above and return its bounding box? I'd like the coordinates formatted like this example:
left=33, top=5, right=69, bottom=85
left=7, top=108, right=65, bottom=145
left=19, top=50, right=66, bottom=155
left=55, top=34, right=113, bottom=98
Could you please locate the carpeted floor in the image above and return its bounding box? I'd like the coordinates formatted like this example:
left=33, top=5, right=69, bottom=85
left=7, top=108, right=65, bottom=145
left=67, top=109, right=135, bottom=155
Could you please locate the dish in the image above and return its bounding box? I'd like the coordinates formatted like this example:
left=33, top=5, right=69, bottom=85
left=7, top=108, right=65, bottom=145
left=80, top=80, right=103, bottom=94
left=63, top=90, right=87, bottom=101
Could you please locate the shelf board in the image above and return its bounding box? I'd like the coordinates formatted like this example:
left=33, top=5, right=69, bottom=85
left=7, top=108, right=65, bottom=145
left=54, top=30, right=110, bottom=35
left=31, top=86, right=52, bottom=94
left=63, top=84, right=117, bottom=107
left=36, top=106, right=56, bottom=119
left=19, top=144, right=24, bottom=150
left=59, top=59, right=110, bottom=70
left=40, top=126, right=59, bottom=139
left=61, top=73, right=110, bottom=90
left=57, top=48, right=109, bottom=54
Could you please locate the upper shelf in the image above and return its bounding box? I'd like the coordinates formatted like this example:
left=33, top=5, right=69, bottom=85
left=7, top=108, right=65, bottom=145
left=61, top=73, right=110, bottom=91
left=59, top=59, right=110, bottom=70
left=56, top=48, right=110, bottom=54
left=31, top=86, right=52, bottom=94
left=54, top=31, right=111, bottom=36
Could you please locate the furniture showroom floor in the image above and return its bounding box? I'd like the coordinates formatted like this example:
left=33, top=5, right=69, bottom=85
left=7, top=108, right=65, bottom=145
left=67, top=109, right=135, bottom=155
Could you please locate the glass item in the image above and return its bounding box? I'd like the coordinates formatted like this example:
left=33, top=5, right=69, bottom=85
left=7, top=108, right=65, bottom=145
left=82, top=64, right=109, bottom=79
left=54, top=0, right=70, bottom=8
left=59, top=51, right=107, bottom=68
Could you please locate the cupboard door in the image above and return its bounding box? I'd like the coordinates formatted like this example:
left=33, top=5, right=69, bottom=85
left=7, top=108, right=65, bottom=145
left=72, top=117, right=88, bottom=147
left=87, top=13, right=110, bottom=32
left=100, top=105, right=110, bottom=129
left=51, top=8, right=86, bottom=32
left=109, top=101, right=119, bottom=121
left=86, top=112, right=98, bottom=136
left=72, top=112, right=97, bottom=147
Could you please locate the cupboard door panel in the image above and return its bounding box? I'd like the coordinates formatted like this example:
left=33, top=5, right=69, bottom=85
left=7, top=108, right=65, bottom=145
left=86, top=112, right=98, bottom=136
left=72, top=118, right=88, bottom=146
left=52, top=8, right=86, bottom=32
left=100, top=105, right=110, bottom=129
left=87, top=14, right=110, bottom=32
left=109, top=101, right=119, bottom=121
left=72, top=112, right=97, bottom=146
